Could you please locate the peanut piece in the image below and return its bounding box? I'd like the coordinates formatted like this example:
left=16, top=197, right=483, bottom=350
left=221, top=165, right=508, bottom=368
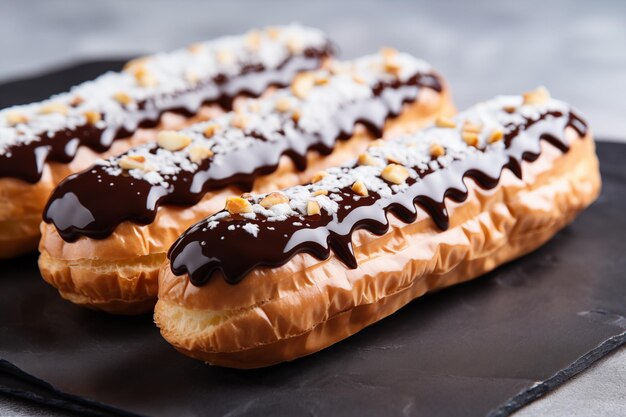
left=188, top=145, right=214, bottom=163
left=488, top=129, right=504, bottom=144
left=119, top=155, right=148, bottom=171
left=113, top=92, right=133, bottom=106
left=260, top=192, right=289, bottom=208
left=312, top=171, right=327, bottom=183
left=435, top=116, right=456, bottom=128
left=83, top=111, right=101, bottom=124
left=291, top=73, right=315, bottom=99
left=358, top=153, right=380, bottom=166
left=274, top=97, right=292, bottom=113
left=203, top=124, right=219, bottom=138
left=225, top=197, right=252, bottom=214
left=462, top=131, right=479, bottom=147
left=157, top=131, right=192, bottom=151
left=381, top=163, right=409, bottom=184
left=523, top=86, right=551, bottom=105
left=6, top=112, right=29, bottom=126
left=351, top=181, right=369, bottom=196
left=430, top=143, right=445, bottom=158
left=307, top=200, right=321, bottom=216
left=39, top=102, right=68, bottom=115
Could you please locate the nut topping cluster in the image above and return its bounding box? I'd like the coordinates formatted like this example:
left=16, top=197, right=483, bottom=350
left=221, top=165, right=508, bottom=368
left=0, top=24, right=329, bottom=157
left=202, top=88, right=569, bottom=238
left=99, top=51, right=434, bottom=190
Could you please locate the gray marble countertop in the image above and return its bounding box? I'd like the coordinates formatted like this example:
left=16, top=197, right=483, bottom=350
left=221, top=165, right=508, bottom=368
left=1, top=0, right=625, bottom=415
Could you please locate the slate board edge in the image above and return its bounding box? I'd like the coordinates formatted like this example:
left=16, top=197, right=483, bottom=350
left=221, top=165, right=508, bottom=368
left=0, top=360, right=145, bottom=417
left=2, top=325, right=626, bottom=417
left=487, top=329, right=626, bottom=417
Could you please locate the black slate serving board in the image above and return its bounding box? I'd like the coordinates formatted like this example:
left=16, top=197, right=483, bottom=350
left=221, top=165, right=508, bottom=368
left=1, top=62, right=626, bottom=417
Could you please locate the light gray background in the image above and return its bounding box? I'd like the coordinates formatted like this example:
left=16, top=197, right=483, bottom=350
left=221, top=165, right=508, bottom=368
left=1, top=0, right=625, bottom=415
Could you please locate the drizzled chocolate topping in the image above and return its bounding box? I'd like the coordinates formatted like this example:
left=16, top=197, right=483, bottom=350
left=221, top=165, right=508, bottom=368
left=44, top=52, right=443, bottom=241
left=168, top=92, right=589, bottom=285
left=0, top=24, right=332, bottom=183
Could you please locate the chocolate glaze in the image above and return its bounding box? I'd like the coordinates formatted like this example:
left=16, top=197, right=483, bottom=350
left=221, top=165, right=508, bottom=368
left=44, top=72, right=443, bottom=241
left=168, top=109, right=588, bottom=285
left=0, top=47, right=332, bottom=183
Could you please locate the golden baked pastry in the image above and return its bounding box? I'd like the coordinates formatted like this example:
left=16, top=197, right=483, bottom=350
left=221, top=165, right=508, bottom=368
left=155, top=88, right=600, bottom=368
left=0, top=24, right=332, bottom=258
left=39, top=50, right=453, bottom=314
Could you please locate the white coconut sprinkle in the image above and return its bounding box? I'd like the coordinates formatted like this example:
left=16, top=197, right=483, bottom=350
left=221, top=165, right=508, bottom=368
left=97, top=51, right=434, bottom=189
left=206, top=94, right=571, bottom=231
left=0, top=24, right=328, bottom=156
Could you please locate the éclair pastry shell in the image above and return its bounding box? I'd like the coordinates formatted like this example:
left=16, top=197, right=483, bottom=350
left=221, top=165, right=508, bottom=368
left=154, top=128, right=600, bottom=368
left=0, top=106, right=221, bottom=259
left=38, top=86, right=454, bottom=314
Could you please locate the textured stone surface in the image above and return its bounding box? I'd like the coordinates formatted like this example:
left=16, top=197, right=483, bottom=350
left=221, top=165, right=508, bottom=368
left=1, top=1, right=625, bottom=416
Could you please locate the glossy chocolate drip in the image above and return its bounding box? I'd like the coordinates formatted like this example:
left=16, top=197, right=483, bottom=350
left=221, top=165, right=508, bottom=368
left=44, top=71, right=442, bottom=241
left=0, top=48, right=331, bottom=183
left=168, top=108, right=588, bottom=285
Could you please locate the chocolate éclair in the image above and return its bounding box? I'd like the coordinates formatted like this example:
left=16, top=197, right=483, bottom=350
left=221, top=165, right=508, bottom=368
left=39, top=50, right=454, bottom=314
left=0, top=24, right=332, bottom=258
left=155, top=88, right=600, bottom=368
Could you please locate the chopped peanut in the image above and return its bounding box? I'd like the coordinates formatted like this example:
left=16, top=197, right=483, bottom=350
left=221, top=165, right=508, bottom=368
left=314, top=76, right=329, bottom=86
left=386, top=154, right=403, bottom=165
left=380, top=47, right=398, bottom=59
left=245, top=30, right=261, bottom=51
left=188, top=145, right=214, bottom=163
left=381, top=163, right=409, bottom=184
left=123, top=57, right=148, bottom=72
left=291, top=109, right=301, bottom=123
left=312, top=171, right=327, bottom=183
left=307, top=200, right=321, bottom=216
left=113, top=92, right=133, bottom=106
left=523, top=86, right=551, bottom=105
left=225, top=197, right=252, bottom=214
left=187, top=43, right=204, bottom=54
left=230, top=113, right=249, bottom=129
left=6, top=112, right=29, bottom=126
left=352, top=74, right=367, bottom=85
left=39, top=102, right=68, bottom=115
left=69, top=96, right=84, bottom=107
left=382, top=49, right=402, bottom=75
left=435, top=116, right=456, bottom=128
left=504, top=105, right=516, bottom=114
left=274, top=97, right=292, bottom=113
left=351, top=181, right=369, bottom=196
left=83, top=111, right=101, bottom=124
left=260, top=192, right=289, bottom=208
left=384, top=60, right=402, bottom=76
left=358, top=153, right=380, bottom=166
left=203, top=124, right=219, bottom=138
left=291, top=73, right=315, bottom=99
left=430, top=143, right=445, bottom=158
left=133, top=67, right=158, bottom=87
left=462, top=131, right=479, bottom=147
left=157, top=131, right=192, bottom=151
left=312, top=189, right=328, bottom=196
left=119, top=155, right=148, bottom=171
left=488, top=129, right=504, bottom=144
